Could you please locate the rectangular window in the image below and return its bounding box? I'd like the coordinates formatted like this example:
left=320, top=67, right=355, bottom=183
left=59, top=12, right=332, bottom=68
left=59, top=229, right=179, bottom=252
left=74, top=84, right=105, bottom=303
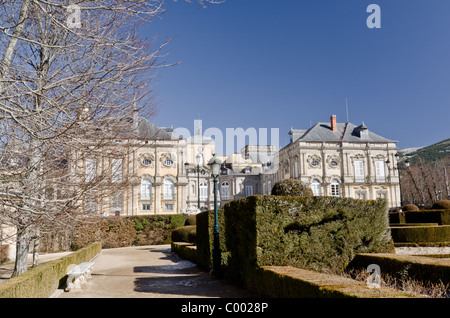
left=294, top=161, right=299, bottom=179
left=263, top=183, right=266, bottom=195
left=354, top=160, right=365, bottom=183
left=356, top=191, right=367, bottom=200
left=164, top=204, right=174, bottom=211
left=85, top=158, right=97, bottom=182
left=199, top=183, right=208, bottom=201
left=268, top=181, right=272, bottom=194
left=375, top=160, right=385, bottom=183
left=142, top=204, right=151, bottom=211
left=110, top=192, right=123, bottom=212
left=245, top=185, right=253, bottom=196
left=112, top=158, right=123, bottom=183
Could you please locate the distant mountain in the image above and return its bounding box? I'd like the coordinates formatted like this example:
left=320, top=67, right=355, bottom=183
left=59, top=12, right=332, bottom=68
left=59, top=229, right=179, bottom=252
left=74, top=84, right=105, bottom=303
left=399, top=138, right=450, bottom=165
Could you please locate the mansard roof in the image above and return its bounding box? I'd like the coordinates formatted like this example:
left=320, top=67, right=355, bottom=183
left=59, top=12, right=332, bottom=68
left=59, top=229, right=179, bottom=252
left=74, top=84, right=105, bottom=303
left=291, top=121, right=396, bottom=143
left=136, top=117, right=175, bottom=140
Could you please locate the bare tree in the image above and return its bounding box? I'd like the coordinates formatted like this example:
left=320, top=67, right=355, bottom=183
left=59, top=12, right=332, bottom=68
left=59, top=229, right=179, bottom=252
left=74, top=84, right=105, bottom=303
left=0, top=0, right=221, bottom=277
left=400, top=156, right=450, bottom=208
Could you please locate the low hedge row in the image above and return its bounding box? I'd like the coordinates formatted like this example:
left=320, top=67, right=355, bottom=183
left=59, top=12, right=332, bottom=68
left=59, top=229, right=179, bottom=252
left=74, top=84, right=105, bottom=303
left=390, top=225, right=450, bottom=243
left=389, top=210, right=450, bottom=225
left=253, top=266, right=415, bottom=298
left=347, top=253, right=450, bottom=286
left=0, top=242, right=101, bottom=298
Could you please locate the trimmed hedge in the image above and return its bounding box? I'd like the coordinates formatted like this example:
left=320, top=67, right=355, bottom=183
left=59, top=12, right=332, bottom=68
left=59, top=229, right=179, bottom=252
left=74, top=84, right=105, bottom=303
left=196, top=209, right=227, bottom=269
left=390, top=225, right=450, bottom=243
left=171, top=242, right=197, bottom=264
left=347, top=253, right=450, bottom=286
left=224, top=195, right=393, bottom=287
left=171, top=225, right=196, bottom=243
left=253, top=266, right=415, bottom=298
left=0, top=242, right=101, bottom=298
left=271, top=179, right=313, bottom=197
left=432, top=200, right=450, bottom=210
left=389, top=210, right=450, bottom=226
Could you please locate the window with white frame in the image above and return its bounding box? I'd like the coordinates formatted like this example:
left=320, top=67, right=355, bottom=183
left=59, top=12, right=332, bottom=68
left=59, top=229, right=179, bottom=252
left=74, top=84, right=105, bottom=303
left=140, top=178, right=152, bottom=200
left=245, top=185, right=253, bottom=197
left=164, top=203, right=174, bottom=211
left=356, top=190, right=367, bottom=200
left=199, top=182, right=208, bottom=201
left=163, top=179, right=174, bottom=200
left=263, top=182, right=266, bottom=195
left=84, top=192, right=97, bottom=212
left=376, top=191, right=387, bottom=199
left=311, top=179, right=321, bottom=196
left=330, top=179, right=340, bottom=197
left=375, top=160, right=385, bottom=183
left=110, top=192, right=123, bottom=213
left=221, top=181, right=230, bottom=200
left=142, top=203, right=151, bottom=211
left=85, top=158, right=97, bottom=182
left=354, top=160, right=365, bottom=183
left=268, top=180, right=272, bottom=194
left=294, top=161, right=299, bottom=178
left=111, top=158, right=123, bottom=183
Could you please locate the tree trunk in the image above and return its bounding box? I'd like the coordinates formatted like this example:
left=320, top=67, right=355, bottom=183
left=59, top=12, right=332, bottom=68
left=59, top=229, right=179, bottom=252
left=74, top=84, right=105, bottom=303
left=11, top=224, right=31, bottom=277
left=32, top=227, right=40, bottom=268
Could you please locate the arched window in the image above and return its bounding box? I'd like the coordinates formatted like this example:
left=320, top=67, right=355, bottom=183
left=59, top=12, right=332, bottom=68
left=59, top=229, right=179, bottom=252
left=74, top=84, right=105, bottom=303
left=199, top=182, right=208, bottom=201
left=331, top=179, right=340, bottom=197
left=140, top=178, right=152, bottom=200
left=163, top=179, right=174, bottom=200
left=221, top=181, right=230, bottom=200
left=311, top=179, right=321, bottom=196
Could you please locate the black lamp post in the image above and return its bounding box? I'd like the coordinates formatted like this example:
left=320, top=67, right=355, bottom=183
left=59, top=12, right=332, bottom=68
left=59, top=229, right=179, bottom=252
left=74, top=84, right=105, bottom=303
left=208, top=153, right=223, bottom=278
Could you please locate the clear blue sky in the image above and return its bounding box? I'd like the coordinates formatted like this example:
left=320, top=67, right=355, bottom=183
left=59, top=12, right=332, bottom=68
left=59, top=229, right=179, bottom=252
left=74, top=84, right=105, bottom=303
left=144, top=0, right=450, bottom=155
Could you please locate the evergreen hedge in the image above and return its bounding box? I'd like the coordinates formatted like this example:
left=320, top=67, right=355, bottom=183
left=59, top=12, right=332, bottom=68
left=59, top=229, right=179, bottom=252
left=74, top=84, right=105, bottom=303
left=390, top=225, right=450, bottom=243
left=0, top=242, right=101, bottom=298
left=195, top=209, right=226, bottom=269
left=223, top=195, right=393, bottom=286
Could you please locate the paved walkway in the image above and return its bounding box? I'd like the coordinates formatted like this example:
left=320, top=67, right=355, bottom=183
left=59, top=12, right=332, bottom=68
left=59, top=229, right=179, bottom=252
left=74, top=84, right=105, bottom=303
left=56, top=245, right=257, bottom=298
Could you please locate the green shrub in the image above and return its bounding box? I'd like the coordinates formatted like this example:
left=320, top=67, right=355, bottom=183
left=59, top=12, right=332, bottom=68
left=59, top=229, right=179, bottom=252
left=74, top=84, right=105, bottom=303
left=185, top=214, right=197, bottom=226
left=171, top=225, right=196, bottom=243
left=390, top=225, right=450, bottom=243
left=271, top=179, right=313, bottom=197
left=432, top=200, right=450, bottom=210
left=170, top=214, right=186, bottom=229
left=402, top=204, right=419, bottom=211
left=403, top=210, right=450, bottom=225
left=196, top=209, right=226, bottom=269
left=224, top=195, right=392, bottom=287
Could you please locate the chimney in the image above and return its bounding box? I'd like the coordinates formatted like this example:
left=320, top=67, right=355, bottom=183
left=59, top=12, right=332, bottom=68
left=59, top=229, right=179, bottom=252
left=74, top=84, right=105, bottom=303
left=330, top=115, right=337, bottom=131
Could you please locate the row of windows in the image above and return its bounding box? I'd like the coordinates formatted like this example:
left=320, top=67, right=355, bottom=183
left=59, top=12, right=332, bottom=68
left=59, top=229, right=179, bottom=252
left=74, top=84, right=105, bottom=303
left=140, top=178, right=174, bottom=200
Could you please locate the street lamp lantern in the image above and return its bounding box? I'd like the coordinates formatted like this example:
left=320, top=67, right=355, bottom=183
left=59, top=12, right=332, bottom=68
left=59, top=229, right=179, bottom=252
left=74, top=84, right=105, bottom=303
left=208, top=153, right=223, bottom=278
left=208, top=154, right=221, bottom=177
left=395, top=153, right=400, bottom=161
left=405, top=159, right=410, bottom=168
left=386, top=159, right=391, bottom=169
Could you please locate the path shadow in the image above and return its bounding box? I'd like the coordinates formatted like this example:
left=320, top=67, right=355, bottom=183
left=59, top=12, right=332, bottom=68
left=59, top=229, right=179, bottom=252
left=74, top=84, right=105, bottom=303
left=134, top=273, right=256, bottom=298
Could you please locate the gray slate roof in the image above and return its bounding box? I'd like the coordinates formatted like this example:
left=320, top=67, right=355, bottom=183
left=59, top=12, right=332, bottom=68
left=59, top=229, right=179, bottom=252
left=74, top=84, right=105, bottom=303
left=136, top=117, right=175, bottom=140
left=291, top=122, right=396, bottom=143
